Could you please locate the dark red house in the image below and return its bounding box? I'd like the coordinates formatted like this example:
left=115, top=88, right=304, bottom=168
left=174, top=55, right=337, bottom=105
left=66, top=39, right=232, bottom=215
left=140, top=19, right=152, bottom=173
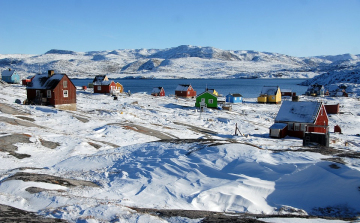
left=151, top=87, right=165, bottom=96
left=281, top=89, right=292, bottom=97
left=26, top=70, right=76, bottom=111
left=324, top=104, right=340, bottom=114
left=270, top=101, right=328, bottom=139
left=93, top=80, right=117, bottom=94
left=175, top=84, right=196, bottom=98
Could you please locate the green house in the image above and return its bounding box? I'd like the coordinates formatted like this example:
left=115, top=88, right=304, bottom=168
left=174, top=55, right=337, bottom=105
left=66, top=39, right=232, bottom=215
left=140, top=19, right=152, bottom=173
left=195, top=92, right=218, bottom=108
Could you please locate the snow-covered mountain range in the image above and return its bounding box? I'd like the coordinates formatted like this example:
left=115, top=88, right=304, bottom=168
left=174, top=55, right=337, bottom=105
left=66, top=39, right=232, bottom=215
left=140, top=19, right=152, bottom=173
left=1, top=45, right=360, bottom=81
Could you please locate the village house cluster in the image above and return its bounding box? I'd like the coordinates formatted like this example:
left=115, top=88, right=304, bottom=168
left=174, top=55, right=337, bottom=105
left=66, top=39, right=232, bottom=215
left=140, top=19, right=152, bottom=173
left=1, top=68, right=347, bottom=147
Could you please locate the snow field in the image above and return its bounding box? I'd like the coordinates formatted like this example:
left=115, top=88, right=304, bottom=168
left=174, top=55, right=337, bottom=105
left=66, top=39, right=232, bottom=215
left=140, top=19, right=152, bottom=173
left=0, top=83, right=360, bottom=222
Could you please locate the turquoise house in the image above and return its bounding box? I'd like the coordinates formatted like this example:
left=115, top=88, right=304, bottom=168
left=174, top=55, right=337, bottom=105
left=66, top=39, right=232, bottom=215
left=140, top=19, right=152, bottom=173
left=1, top=68, right=20, bottom=84
left=226, top=93, right=242, bottom=103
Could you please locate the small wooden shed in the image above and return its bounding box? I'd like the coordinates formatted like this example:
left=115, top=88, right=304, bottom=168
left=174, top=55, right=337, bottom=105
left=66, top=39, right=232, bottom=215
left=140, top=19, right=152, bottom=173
left=269, top=123, right=288, bottom=138
left=175, top=84, right=196, bottom=98
left=1, top=68, right=20, bottom=84
left=151, top=87, right=165, bottom=96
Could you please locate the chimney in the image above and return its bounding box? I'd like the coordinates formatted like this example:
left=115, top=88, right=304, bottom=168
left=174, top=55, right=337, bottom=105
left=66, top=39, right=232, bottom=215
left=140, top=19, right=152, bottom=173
left=8, top=68, right=11, bottom=71
left=48, top=70, right=55, bottom=77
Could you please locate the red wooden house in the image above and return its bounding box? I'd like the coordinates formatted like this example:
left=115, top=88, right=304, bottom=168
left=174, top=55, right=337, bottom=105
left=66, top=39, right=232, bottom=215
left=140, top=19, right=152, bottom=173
left=270, top=101, right=328, bottom=139
left=151, top=87, right=165, bottom=96
left=324, top=104, right=340, bottom=114
left=281, top=89, right=293, bottom=97
left=175, top=84, right=196, bottom=98
left=26, top=70, right=76, bottom=111
left=93, top=80, right=117, bottom=94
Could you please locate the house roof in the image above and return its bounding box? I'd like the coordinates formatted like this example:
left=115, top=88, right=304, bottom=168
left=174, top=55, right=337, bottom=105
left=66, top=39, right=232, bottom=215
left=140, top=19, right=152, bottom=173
left=1, top=69, right=16, bottom=77
left=282, top=89, right=292, bottom=93
left=93, top=80, right=114, bottom=86
left=93, top=75, right=107, bottom=83
left=228, top=93, right=242, bottom=97
left=269, top=123, right=288, bottom=129
left=275, top=101, right=322, bottom=123
left=197, top=91, right=217, bottom=98
left=175, top=84, right=191, bottom=91
left=26, top=74, right=65, bottom=89
left=260, top=86, right=279, bottom=95
left=152, top=87, right=163, bottom=93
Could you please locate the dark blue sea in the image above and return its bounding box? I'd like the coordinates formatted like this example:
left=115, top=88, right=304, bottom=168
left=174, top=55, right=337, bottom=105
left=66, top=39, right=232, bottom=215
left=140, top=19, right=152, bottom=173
left=71, top=78, right=309, bottom=98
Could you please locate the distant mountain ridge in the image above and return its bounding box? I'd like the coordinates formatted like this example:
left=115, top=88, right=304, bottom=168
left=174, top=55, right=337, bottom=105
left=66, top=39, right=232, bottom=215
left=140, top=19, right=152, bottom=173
left=1, top=45, right=359, bottom=81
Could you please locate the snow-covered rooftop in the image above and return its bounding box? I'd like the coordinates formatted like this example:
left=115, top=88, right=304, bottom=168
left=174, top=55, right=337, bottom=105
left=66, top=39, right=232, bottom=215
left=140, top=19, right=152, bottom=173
left=260, top=86, right=279, bottom=95
left=275, top=101, right=322, bottom=123
left=27, top=74, right=64, bottom=89
left=175, top=84, right=191, bottom=91
left=1, top=69, right=16, bottom=77
left=151, top=87, right=163, bottom=93
left=269, top=123, right=287, bottom=129
left=93, top=80, right=113, bottom=86
left=228, top=93, right=242, bottom=97
left=93, top=75, right=108, bottom=83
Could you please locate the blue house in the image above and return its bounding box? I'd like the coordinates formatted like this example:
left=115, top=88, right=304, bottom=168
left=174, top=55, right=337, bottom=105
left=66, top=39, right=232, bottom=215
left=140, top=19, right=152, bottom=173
left=1, top=68, right=20, bottom=84
left=226, top=93, right=242, bottom=103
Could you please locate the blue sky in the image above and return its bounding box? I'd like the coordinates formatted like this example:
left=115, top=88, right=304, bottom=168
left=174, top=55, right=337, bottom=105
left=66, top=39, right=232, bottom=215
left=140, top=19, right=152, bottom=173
left=1, top=0, right=359, bottom=57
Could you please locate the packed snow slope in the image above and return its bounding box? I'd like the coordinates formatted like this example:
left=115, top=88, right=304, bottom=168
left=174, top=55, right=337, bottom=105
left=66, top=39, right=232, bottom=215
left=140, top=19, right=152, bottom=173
left=0, top=81, right=360, bottom=222
left=1, top=45, right=360, bottom=79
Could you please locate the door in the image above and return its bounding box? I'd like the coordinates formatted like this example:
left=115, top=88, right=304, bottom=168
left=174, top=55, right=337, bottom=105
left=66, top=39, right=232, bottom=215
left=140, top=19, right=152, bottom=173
left=270, top=129, right=280, bottom=138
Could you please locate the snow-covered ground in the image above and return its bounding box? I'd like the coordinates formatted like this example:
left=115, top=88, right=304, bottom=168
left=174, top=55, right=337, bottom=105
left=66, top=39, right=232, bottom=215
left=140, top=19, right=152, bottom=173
left=0, top=82, right=360, bottom=222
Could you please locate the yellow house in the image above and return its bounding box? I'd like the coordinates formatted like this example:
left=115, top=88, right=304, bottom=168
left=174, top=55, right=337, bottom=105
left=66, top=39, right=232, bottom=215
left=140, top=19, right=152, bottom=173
left=116, top=82, right=124, bottom=93
left=206, top=88, right=218, bottom=96
left=257, top=86, right=281, bottom=104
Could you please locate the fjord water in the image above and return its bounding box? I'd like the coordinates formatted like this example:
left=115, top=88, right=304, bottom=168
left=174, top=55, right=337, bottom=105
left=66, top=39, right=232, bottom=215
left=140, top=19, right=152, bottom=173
left=72, top=78, right=309, bottom=98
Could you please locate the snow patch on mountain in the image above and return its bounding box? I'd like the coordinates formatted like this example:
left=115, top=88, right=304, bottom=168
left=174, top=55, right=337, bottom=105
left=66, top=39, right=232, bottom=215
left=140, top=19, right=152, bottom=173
left=1, top=45, right=359, bottom=80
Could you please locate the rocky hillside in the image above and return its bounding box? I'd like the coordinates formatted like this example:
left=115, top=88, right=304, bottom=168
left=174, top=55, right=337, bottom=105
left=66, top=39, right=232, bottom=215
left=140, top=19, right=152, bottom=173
left=1, top=45, right=359, bottom=79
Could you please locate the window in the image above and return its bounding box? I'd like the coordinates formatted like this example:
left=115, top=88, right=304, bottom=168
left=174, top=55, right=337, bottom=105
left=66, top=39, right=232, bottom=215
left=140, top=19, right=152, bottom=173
left=188, top=91, right=190, bottom=95
left=63, top=90, right=68, bottom=98
left=300, top=124, right=305, bottom=131
left=288, top=122, right=293, bottom=131
left=208, top=99, right=213, bottom=104
left=97, top=86, right=101, bottom=91
left=201, top=98, right=205, bottom=102
left=63, top=81, right=67, bottom=88
left=47, top=90, right=51, bottom=98
left=294, top=123, right=300, bottom=131
left=36, top=90, right=40, bottom=97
